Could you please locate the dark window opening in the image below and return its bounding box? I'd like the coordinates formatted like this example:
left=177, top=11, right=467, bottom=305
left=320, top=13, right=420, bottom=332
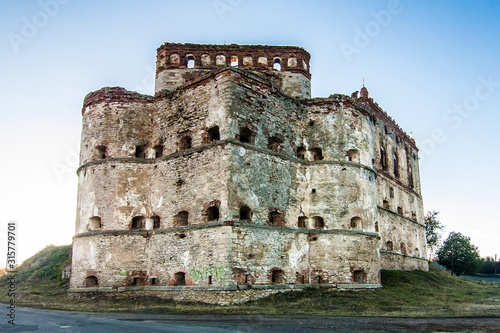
left=411, top=212, right=417, bottom=220
left=207, top=126, right=220, bottom=141
left=151, top=278, right=158, bottom=286
left=400, top=242, right=407, bottom=254
left=271, top=269, right=284, bottom=284
left=174, top=272, right=186, bottom=286
left=153, top=144, right=163, bottom=158
left=207, top=206, right=219, bottom=221
left=239, top=127, right=254, bottom=144
left=131, top=277, right=138, bottom=285
left=267, top=136, right=283, bottom=152
left=298, top=216, right=308, bottom=229
left=131, top=216, right=145, bottom=230
left=386, top=241, right=393, bottom=251
left=380, top=147, right=388, bottom=171
left=383, top=200, right=390, bottom=209
left=389, top=187, right=394, bottom=198
left=375, top=221, right=379, bottom=232
left=208, top=275, right=213, bottom=285
left=353, top=270, right=365, bottom=284
left=394, top=153, right=400, bottom=178
left=350, top=216, right=362, bottom=230
left=269, top=211, right=284, bottom=227
left=312, top=216, right=324, bottom=229
left=311, top=189, right=316, bottom=193
left=179, top=135, right=192, bottom=150
left=135, top=145, right=146, bottom=158
left=239, top=206, right=252, bottom=221
left=174, top=211, right=189, bottom=227
left=95, top=145, right=106, bottom=159
left=308, top=120, right=315, bottom=126
left=315, top=275, right=322, bottom=284
left=397, top=207, right=403, bottom=215
left=85, top=276, right=98, bottom=287
left=311, top=147, right=323, bottom=161
left=245, top=274, right=249, bottom=284
left=89, top=216, right=101, bottom=230
left=297, top=147, right=306, bottom=160
left=151, top=215, right=160, bottom=229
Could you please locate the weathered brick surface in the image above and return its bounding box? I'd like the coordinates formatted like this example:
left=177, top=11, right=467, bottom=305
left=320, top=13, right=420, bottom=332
left=70, top=43, right=427, bottom=304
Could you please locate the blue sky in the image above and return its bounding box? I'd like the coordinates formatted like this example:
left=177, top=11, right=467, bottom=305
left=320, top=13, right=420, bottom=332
left=1, top=0, right=499, bottom=263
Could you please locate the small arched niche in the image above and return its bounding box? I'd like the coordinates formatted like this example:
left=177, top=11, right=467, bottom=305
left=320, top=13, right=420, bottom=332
left=269, top=210, right=284, bottom=227
left=131, top=216, right=145, bottom=230
left=298, top=216, right=308, bottom=229
left=85, top=275, right=98, bottom=287
left=271, top=269, right=285, bottom=284
left=174, top=272, right=186, bottom=286
left=89, top=216, right=101, bottom=230
left=179, top=135, right=192, bottom=150
left=200, top=53, right=211, bottom=66
left=267, top=136, right=283, bottom=152
left=206, top=206, right=219, bottom=222
left=239, top=206, right=252, bottom=221
left=386, top=241, right=394, bottom=251
left=310, top=147, right=323, bottom=161
left=174, top=211, right=189, bottom=227
left=207, top=126, right=220, bottom=142
left=312, top=216, right=324, bottom=229
left=151, top=215, right=160, bottom=229
left=296, top=147, right=306, bottom=160
left=350, top=216, right=362, bottom=230
left=215, top=54, right=226, bottom=66
left=95, top=145, right=106, bottom=160
left=346, top=149, right=359, bottom=162
left=239, top=127, right=255, bottom=144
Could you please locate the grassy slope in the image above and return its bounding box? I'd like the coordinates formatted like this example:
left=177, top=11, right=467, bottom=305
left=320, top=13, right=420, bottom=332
left=1, top=245, right=499, bottom=317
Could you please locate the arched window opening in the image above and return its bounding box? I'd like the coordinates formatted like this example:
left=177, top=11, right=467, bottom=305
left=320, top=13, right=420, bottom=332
left=151, top=278, right=158, bottom=286
left=135, top=145, right=146, bottom=158
left=95, top=145, right=106, bottom=159
left=271, top=269, right=284, bottom=284
left=207, top=126, right=220, bottom=142
left=408, top=166, right=414, bottom=189
left=230, top=56, right=238, bottom=67
left=353, top=270, right=366, bottom=284
left=207, top=206, right=219, bottom=221
left=131, top=216, right=145, bottom=230
left=400, top=242, right=407, bottom=254
left=239, top=206, right=252, bottom=221
left=186, top=56, right=195, bottom=68
left=267, top=136, right=283, bottom=152
left=170, top=53, right=180, bottom=65
left=375, top=221, right=379, bottom=232
left=89, top=216, right=101, bottom=230
left=346, top=149, right=359, bottom=162
left=397, top=206, right=403, bottom=215
left=174, top=211, right=189, bottom=227
left=296, top=147, right=306, bottom=160
left=179, top=135, right=192, bottom=150
left=273, top=58, right=282, bottom=71
left=243, top=55, right=253, bottom=66
left=239, top=127, right=254, bottom=144
left=415, top=248, right=420, bottom=257
left=310, top=147, right=323, bottom=161
left=298, top=216, right=308, bottom=229
left=411, top=212, right=417, bottom=220
left=389, top=187, right=394, bottom=198
left=85, top=275, right=98, bottom=287
left=394, top=152, right=400, bottom=178
left=215, top=54, right=226, bottom=66
left=386, top=241, right=393, bottom=251
left=383, top=200, right=390, bottom=209
left=312, top=216, right=324, bottom=229
left=380, top=147, right=388, bottom=171
left=174, top=272, right=186, bottom=286
left=201, top=53, right=211, bottom=66
left=151, top=215, right=160, bottom=229
left=350, top=216, right=362, bottom=230
left=269, top=211, right=284, bottom=227
left=153, top=144, right=164, bottom=158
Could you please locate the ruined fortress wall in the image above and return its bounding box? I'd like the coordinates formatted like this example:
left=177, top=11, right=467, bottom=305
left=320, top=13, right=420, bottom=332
left=70, top=226, right=232, bottom=289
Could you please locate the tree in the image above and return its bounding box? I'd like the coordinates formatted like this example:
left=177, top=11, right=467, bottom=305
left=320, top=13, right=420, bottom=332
left=425, top=211, right=444, bottom=256
left=437, top=232, right=482, bottom=276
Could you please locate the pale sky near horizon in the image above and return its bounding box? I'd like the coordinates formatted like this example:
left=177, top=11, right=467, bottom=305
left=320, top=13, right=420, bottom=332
left=1, top=0, right=499, bottom=264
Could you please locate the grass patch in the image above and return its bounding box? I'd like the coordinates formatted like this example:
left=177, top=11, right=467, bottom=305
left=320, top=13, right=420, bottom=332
left=1, top=245, right=499, bottom=317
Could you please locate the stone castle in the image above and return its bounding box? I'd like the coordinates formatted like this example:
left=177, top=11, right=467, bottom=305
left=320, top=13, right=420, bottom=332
left=69, top=43, right=428, bottom=304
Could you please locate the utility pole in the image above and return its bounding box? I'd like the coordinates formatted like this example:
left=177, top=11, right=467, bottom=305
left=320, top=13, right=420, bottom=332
left=451, top=248, right=454, bottom=276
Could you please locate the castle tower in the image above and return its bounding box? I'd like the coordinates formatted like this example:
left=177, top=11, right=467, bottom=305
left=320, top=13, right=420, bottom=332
left=69, top=43, right=427, bottom=304
left=155, top=43, right=312, bottom=99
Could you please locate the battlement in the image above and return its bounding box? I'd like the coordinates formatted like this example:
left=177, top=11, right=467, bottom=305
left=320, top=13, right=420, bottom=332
left=82, top=87, right=153, bottom=115
left=155, top=43, right=312, bottom=99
